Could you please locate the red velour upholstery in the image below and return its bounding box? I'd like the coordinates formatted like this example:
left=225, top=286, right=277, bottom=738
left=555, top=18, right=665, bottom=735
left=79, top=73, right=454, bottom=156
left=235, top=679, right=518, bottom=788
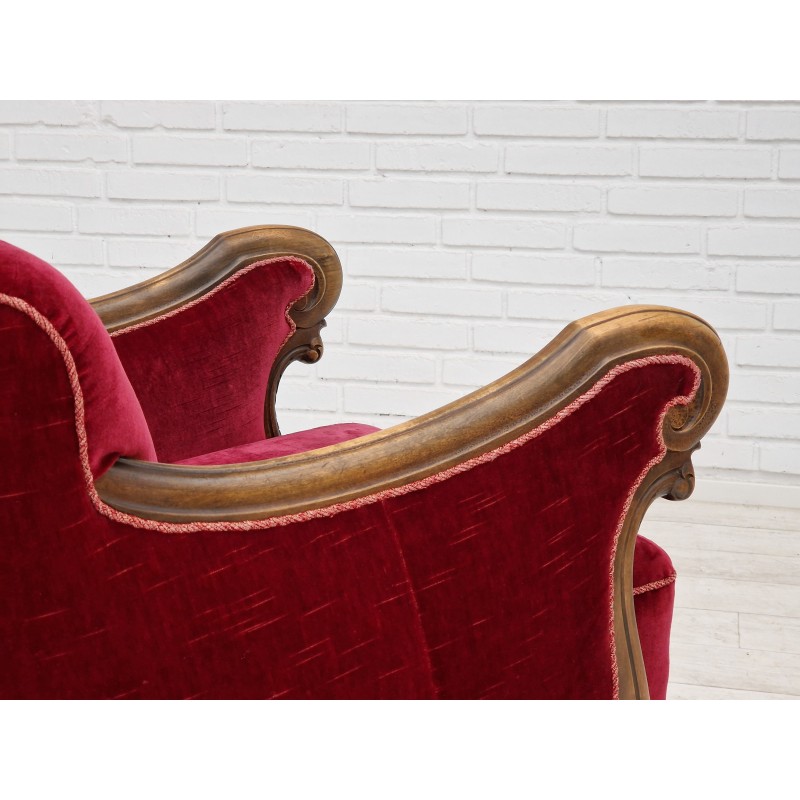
left=111, top=256, right=315, bottom=463
left=633, top=536, right=677, bottom=700
left=0, top=241, right=155, bottom=478
left=177, top=423, right=381, bottom=466
left=0, top=242, right=691, bottom=699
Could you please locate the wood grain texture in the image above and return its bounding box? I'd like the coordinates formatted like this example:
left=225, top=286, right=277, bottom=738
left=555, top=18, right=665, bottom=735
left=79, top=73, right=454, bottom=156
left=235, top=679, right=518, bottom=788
left=89, top=226, right=729, bottom=700
left=668, top=684, right=799, bottom=700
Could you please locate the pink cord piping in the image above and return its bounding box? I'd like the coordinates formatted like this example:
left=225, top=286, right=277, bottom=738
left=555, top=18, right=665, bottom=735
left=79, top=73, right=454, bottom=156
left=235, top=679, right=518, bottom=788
left=108, top=255, right=315, bottom=338
left=1, top=292, right=700, bottom=700
left=633, top=573, right=677, bottom=596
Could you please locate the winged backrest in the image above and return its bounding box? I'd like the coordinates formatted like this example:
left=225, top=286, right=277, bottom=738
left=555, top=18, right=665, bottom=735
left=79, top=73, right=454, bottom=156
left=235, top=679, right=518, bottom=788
left=0, top=241, right=156, bottom=482
left=0, top=234, right=722, bottom=699
left=109, top=255, right=315, bottom=462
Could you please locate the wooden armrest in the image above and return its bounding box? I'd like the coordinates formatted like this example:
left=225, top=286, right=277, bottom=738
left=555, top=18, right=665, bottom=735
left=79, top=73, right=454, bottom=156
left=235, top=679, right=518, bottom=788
left=89, top=225, right=342, bottom=436
left=94, top=303, right=727, bottom=700
left=96, top=304, right=727, bottom=521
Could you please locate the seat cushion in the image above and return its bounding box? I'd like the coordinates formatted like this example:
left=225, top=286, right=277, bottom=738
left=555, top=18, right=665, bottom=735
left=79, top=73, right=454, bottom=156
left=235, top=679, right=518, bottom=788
left=633, top=535, right=677, bottom=700
left=176, top=423, right=380, bottom=466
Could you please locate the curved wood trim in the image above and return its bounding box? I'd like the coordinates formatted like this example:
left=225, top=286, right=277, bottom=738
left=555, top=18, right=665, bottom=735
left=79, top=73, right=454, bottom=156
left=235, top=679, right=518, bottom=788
left=94, top=301, right=727, bottom=700
left=89, top=225, right=342, bottom=438
left=96, top=304, right=727, bottom=519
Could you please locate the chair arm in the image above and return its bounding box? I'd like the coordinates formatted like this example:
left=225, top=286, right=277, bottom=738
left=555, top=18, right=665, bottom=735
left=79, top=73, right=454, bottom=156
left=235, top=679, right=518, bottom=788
left=95, top=303, right=727, bottom=699
left=96, top=305, right=727, bottom=523
left=90, top=225, right=342, bottom=438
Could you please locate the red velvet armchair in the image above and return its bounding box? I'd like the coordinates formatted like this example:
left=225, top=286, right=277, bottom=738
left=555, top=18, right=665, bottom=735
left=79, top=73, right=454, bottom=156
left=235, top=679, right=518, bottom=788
left=0, top=226, right=727, bottom=699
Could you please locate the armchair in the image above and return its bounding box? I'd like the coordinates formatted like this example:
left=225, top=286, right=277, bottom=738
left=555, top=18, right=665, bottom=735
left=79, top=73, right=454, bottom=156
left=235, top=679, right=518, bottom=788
left=0, top=226, right=727, bottom=699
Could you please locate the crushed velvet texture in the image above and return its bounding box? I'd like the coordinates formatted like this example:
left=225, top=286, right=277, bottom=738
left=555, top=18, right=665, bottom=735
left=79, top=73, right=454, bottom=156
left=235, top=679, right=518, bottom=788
left=0, top=241, right=155, bottom=477
left=177, top=423, right=380, bottom=466
left=0, top=272, right=696, bottom=700
left=111, top=256, right=314, bottom=463
left=633, top=536, right=677, bottom=700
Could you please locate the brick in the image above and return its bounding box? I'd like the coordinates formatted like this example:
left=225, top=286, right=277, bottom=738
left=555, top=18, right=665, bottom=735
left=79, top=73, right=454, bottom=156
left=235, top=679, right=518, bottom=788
left=350, top=179, right=470, bottom=210
left=729, top=408, right=800, bottom=440
left=101, top=101, right=215, bottom=129
left=608, top=185, right=738, bottom=217
left=745, top=189, right=800, bottom=218
left=473, top=106, right=600, bottom=137
left=644, top=296, right=768, bottom=330
left=16, top=132, right=127, bottom=163
left=376, top=143, right=498, bottom=172
left=472, top=253, right=595, bottom=286
left=0, top=132, right=9, bottom=159
left=320, top=316, right=344, bottom=344
left=728, top=372, right=800, bottom=404
left=778, top=149, right=800, bottom=178
left=108, top=171, right=219, bottom=201
left=195, top=208, right=313, bottom=236
left=507, top=290, right=629, bottom=321
left=4, top=235, right=104, bottom=265
left=761, top=444, right=800, bottom=475
left=601, top=258, right=729, bottom=290
left=133, top=135, right=247, bottom=166
left=774, top=300, right=800, bottom=330
left=442, top=356, right=522, bottom=387
left=737, top=336, right=800, bottom=368
left=747, top=110, right=800, bottom=140
left=0, top=101, right=94, bottom=126
left=316, top=351, right=436, bottom=384
left=61, top=268, right=152, bottom=298
left=107, top=239, right=197, bottom=269
left=0, top=202, right=72, bottom=232
left=708, top=225, right=800, bottom=257
left=227, top=174, right=342, bottom=205
left=78, top=206, right=191, bottom=236
left=349, top=317, right=469, bottom=350
left=346, top=248, right=467, bottom=280
left=223, top=102, right=341, bottom=132
left=506, top=145, right=632, bottom=176
left=639, top=146, right=771, bottom=179
left=477, top=181, right=602, bottom=212
left=473, top=322, right=556, bottom=354
left=0, top=167, right=100, bottom=197
left=277, top=379, right=339, bottom=412
left=336, top=283, right=377, bottom=311
left=381, top=284, right=502, bottom=317
left=692, top=437, right=758, bottom=472
left=574, top=222, right=701, bottom=254
left=442, top=218, right=565, bottom=249
left=252, top=140, right=370, bottom=170
left=607, top=108, right=739, bottom=139
left=316, top=213, right=436, bottom=245
left=346, top=104, right=467, bottom=135
left=737, top=264, right=800, bottom=294
left=344, top=385, right=463, bottom=416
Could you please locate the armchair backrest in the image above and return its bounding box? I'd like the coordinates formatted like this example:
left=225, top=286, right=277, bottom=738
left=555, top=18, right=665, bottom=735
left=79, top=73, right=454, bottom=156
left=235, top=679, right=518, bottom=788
left=109, top=255, right=314, bottom=462
left=0, top=241, right=156, bottom=482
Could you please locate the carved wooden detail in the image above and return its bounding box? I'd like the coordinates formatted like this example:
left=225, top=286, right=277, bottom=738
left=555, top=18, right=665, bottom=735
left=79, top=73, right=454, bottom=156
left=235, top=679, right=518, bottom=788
left=89, top=225, right=343, bottom=439
left=90, top=229, right=729, bottom=700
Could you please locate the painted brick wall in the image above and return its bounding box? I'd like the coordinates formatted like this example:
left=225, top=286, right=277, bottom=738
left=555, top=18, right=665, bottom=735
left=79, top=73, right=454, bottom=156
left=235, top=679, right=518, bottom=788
left=1, top=100, right=798, bottom=502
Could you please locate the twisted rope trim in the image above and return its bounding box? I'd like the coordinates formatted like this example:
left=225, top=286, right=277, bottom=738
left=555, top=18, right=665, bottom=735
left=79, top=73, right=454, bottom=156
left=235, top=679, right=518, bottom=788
left=633, top=573, right=678, bottom=596
left=109, top=255, right=315, bottom=337
left=1, top=291, right=700, bottom=700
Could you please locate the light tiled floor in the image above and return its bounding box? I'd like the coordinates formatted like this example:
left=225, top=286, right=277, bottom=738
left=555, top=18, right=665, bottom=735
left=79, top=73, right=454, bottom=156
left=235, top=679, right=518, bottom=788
left=640, top=498, right=800, bottom=700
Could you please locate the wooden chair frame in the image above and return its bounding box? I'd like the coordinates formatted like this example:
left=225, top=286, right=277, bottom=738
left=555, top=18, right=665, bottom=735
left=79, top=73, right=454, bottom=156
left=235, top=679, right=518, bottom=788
left=90, top=225, right=728, bottom=699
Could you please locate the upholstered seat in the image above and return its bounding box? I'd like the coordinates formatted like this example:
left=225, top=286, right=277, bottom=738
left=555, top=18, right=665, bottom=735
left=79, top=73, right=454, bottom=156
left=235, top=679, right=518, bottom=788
left=0, top=226, right=727, bottom=699
left=176, top=423, right=381, bottom=466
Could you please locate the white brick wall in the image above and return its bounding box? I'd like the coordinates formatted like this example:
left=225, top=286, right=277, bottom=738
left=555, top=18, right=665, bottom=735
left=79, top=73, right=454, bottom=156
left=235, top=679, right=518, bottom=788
left=1, top=100, right=799, bottom=503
